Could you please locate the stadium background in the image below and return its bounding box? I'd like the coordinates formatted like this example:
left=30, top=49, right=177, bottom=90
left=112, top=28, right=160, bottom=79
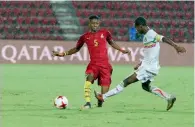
left=0, top=1, right=194, bottom=127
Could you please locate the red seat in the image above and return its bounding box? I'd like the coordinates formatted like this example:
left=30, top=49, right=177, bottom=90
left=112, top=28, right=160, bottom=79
left=0, top=18, right=4, bottom=24
left=44, top=27, right=51, bottom=33
left=17, top=17, right=24, bottom=24
left=32, top=18, right=39, bottom=24
left=56, top=36, right=64, bottom=40
left=117, top=11, right=124, bottom=18
left=1, top=1, right=8, bottom=7
left=172, top=4, right=180, bottom=11
left=38, top=10, right=45, bottom=17
left=125, top=12, right=132, bottom=17
left=88, top=2, right=96, bottom=9
left=99, top=11, right=107, bottom=19
left=170, top=29, right=176, bottom=36
left=5, top=9, right=11, bottom=16
left=171, top=21, right=177, bottom=28
left=180, top=21, right=186, bottom=28
left=6, top=34, right=15, bottom=39
left=22, top=9, right=29, bottom=16
left=25, top=17, right=31, bottom=24
left=183, top=4, right=190, bottom=11
left=150, top=12, right=158, bottom=18
left=15, top=35, right=22, bottom=39
left=112, top=20, right=118, bottom=26
left=109, top=11, right=116, bottom=18
left=140, top=4, right=148, bottom=10
left=160, top=11, right=165, bottom=19
left=29, top=27, right=36, bottom=33
left=185, top=12, right=193, bottom=19
left=177, top=30, right=184, bottom=38
left=42, top=2, right=50, bottom=8
left=7, top=17, right=14, bottom=24
left=131, top=3, right=137, bottom=9
left=154, top=20, right=160, bottom=27
left=176, top=12, right=183, bottom=19
left=46, top=9, right=53, bottom=16
left=72, top=1, right=77, bottom=7
left=30, top=9, right=37, bottom=16
left=76, top=11, right=82, bottom=17
left=106, top=2, right=112, bottom=9
left=97, top=2, right=104, bottom=9
left=13, top=8, right=20, bottom=16
left=34, top=1, right=43, bottom=8
left=3, top=26, right=8, bottom=33
left=37, top=27, right=43, bottom=33
left=20, top=26, right=28, bottom=33
left=42, top=19, right=49, bottom=25
left=189, top=29, right=193, bottom=35
left=50, top=18, right=57, bottom=25
left=187, top=21, right=193, bottom=29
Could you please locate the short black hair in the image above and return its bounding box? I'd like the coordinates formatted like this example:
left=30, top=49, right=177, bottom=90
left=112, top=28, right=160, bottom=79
left=89, top=15, right=100, bottom=20
left=135, top=17, right=147, bottom=26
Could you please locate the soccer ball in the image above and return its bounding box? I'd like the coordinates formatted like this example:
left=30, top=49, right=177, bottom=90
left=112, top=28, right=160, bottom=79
left=54, top=96, right=68, bottom=109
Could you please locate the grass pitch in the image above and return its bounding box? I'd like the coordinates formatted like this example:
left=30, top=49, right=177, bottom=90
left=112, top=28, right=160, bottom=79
left=1, top=64, right=194, bottom=127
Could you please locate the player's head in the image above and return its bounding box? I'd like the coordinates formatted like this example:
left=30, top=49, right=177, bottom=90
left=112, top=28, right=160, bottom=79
left=88, top=15, right=100, bottom=32
left=134, top=17, right=147, bottom=34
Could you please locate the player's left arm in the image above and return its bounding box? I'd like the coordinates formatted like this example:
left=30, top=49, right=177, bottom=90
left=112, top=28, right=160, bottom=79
left=156, top=34, right=186, bottom=54
left=106, top=31, right=130, bottom=54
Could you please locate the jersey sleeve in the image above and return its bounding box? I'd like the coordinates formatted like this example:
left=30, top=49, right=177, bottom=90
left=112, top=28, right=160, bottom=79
left=145, top=30, right=164, bottom=43
left=106, top=30, right=113, bottom=42
left=155, top=34, right=164, bottom=42
left=76, top=35, right=85, bottom=49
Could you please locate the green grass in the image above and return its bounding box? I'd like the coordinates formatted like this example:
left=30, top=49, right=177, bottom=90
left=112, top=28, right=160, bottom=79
left=1, top=64, right=194, bottom=127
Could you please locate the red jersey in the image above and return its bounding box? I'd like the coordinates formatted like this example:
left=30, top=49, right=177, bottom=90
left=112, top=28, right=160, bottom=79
left=76, top=29, right=112, bottom=66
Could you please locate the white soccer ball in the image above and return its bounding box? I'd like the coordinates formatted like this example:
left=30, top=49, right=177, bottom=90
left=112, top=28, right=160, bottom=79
left=54, top=96, right=68, bottom=109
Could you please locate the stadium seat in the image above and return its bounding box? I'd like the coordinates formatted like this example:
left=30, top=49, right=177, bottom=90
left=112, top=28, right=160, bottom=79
left=30, top=9, right=37, bottom=16
left=24, top=17, right=31, bottom=24
left=42, top=19, right=49, bottom=25
left=32, top=18, right=39, bottom=25
left=17, top=17, right=24, bottom=25
left=187, top=21, right=193, bottom=29
left=179, top=21, right=186, bottom=28
left=7, top=17, right=14, bottom=24
left=171, top=21, right=177, bottom=28
left=13, top=8, right=20, bottom=16
left=29, top=26, right=36, bottom=33
left=22, top=9, right=29, bottom=16
left=185, top=12, right=193, bottom=19
left=170, top=29, right=176, bottom=36
left=38, top=10, right=45, bottom=17
left=46, top=9, right=53, bottom=16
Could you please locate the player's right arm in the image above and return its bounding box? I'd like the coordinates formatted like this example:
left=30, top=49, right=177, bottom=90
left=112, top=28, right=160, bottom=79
left=52, top=36, right=85, bottom=57
left=155, top=34, right=186, bottom=54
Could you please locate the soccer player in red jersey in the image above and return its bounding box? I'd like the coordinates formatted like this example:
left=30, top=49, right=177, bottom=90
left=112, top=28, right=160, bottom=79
left=52, top=15, right=130, bottom=109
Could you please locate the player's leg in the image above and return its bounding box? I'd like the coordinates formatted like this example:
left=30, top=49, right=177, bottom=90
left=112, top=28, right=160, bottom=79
left=142, top=80, right=176, bottom=111
left=97, top=85, right=109, bottom=107
left=83, top=73, right=94, bottom=108
left=95, top=72, right=139, bottom=101
left=82, top=64, right=98, bottom=109
left=96, top=65, right=112, bottom=107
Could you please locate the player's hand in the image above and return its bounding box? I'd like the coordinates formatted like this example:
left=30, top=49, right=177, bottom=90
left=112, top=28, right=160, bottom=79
left=175, top=46, right=186, bottom=54
left=121, top=49, right=131, bottom=55
left=52, top=51, right=65, bottom=57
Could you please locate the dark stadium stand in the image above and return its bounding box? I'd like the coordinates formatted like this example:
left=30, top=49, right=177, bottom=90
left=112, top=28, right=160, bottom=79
left=0, top=1, right=194, bottom=42
left=72, top=1, right=194, bottom=42
left=0, top=1, right=64, bottom=40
